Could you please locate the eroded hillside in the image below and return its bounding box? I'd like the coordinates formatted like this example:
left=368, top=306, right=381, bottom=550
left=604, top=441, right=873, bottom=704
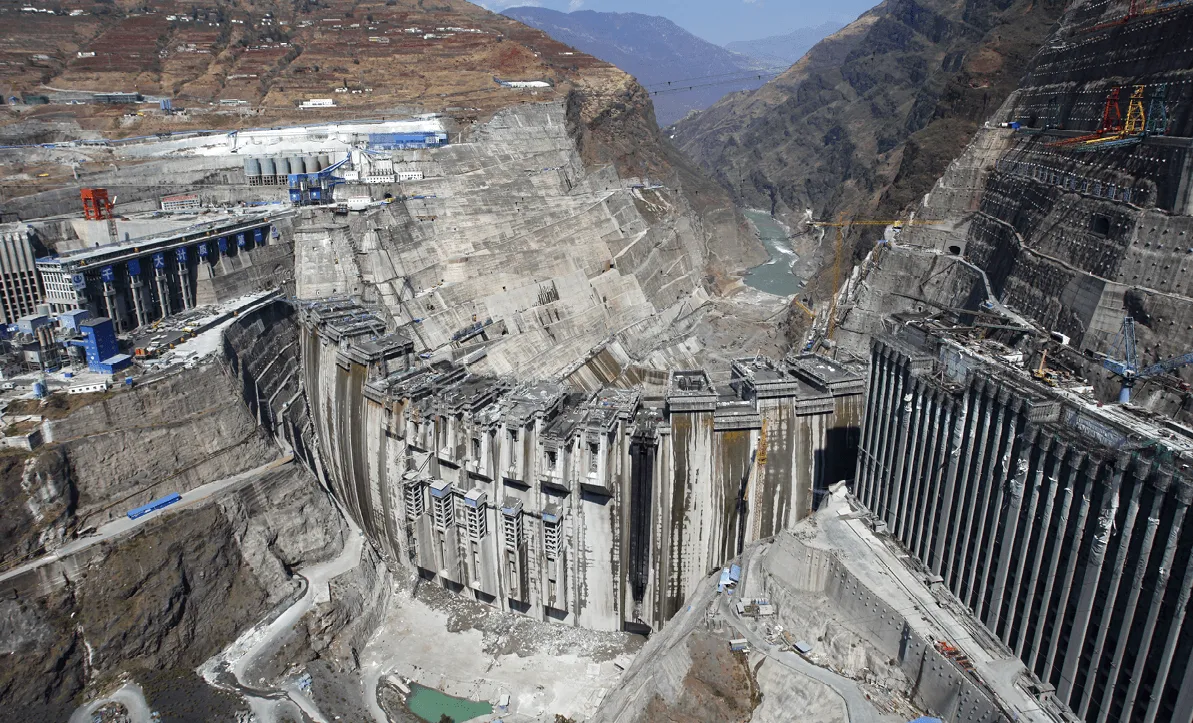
left=670, top=0, right=1064, bottom=238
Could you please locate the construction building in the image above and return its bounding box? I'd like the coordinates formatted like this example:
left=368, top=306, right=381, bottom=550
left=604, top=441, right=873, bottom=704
left=290, top=299, right=864, bottom=632
left=856, top=317, right=1193, bottom=723
left=36, top=210, right=290, bottom=331
left=367, top=131, right=448, bottom=150
left=0, top=227, right=44, bottom=325
left=159, top=193, right=200, bottom=212
left=72, top=317, right=131, bottom=374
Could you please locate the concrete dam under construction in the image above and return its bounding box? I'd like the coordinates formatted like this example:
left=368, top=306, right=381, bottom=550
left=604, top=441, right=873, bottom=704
left=11, top=0, right=1193, bottom=718
left=229, top=296, right=863, bottom=632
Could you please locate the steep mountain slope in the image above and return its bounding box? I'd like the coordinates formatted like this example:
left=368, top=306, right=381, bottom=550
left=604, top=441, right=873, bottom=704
left=724, top=21, right=847, bottom=68
left=0, top=0, right=654, bottom=139
left=671, top=0, right=1065, bottom=238
left=502, top=7, right=771, bottom=125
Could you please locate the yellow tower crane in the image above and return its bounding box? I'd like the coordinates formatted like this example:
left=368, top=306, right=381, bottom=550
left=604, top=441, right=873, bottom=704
left=809, top=218, right=944, bottom=341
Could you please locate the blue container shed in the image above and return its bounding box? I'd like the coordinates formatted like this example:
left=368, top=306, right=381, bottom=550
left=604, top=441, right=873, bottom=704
left=367, top=132, right=448, bottom=150
left=127, top=492, right=182, bottom=520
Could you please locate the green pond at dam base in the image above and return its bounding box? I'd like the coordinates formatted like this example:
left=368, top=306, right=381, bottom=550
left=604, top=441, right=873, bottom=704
left=406, top=683, right=494, bottom=723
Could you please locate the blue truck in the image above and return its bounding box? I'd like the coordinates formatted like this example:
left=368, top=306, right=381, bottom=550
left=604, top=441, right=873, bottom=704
left=127, top=493, right=182, bottom=520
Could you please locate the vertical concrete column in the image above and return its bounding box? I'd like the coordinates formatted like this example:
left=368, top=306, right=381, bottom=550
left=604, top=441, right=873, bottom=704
left=944, top=380, right=985, bottom=586
left=894, top=381, right=924, bottom=542
left=1028, top=448, right=1082, bottom=673
left=856, top=341, right=884, bottom=503
left=1097, top=469, right=1170, bottom=723
left=1139, top=478, right=1192, bottom=723
left=931, top=392, right=969, bottom=575
left=1008, top=434, right=1057, bottom=650
left=958, top=383, right=1003, bottom=607
left=911, top=390, right=947, bottom=559
left=890, top=377, right=924, bottom=538
left=1054, top=455, right=1107, bottom=701
left=988, top=423, right=1036, bottom=636
left=906, top=387, right=939, bottom=547
left=1080, top=463, right=1149, bottom=719
left=130, top=277, right=147, bottom=329
left=178, top=259, right=192, bottom=311
left=1162, top=557, right=1193, bottom=723
left=155, top=267, right=171, bottom=319
left=862, top=347, right=892, bottom=511
left=866, top=346, right=896, bottom=511
left=103, top=281, right=119, bottom=331
left=875, top=353, right=906, bottom=522
left=973, top=394, right=1021, bottom=620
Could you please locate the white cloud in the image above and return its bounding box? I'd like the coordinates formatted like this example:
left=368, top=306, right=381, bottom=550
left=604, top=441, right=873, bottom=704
left=568, top=0, right=584, bottom=9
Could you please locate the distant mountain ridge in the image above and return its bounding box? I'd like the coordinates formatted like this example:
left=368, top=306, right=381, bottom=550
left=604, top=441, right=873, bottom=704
left=725, top=21, right=848, bottom=67
left=502, top=7, right=772, bottom=126
left=671, top=0, right=1064, bottom=230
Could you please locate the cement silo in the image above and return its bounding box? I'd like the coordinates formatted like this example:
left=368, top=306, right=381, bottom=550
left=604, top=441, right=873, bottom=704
left=303, top=156, right=318, bottom=174
left=260, top=157, right=277, bottom=185
left=317, top=154, right=330, bottom=171
left=243, top=157, right=262, bottom=186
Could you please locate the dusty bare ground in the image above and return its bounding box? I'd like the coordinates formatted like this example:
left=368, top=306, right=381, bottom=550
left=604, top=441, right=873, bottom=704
left=358, top=573, right=644, bottom=722
left=638, top=632, right=760, bottom=723
left=418, top=579, right=643, bottom=662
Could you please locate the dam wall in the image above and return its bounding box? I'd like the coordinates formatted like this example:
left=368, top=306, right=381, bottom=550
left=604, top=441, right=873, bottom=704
left=858, top=320, right=1193, bottom=723
left=291, top=297, right=864, bottom=632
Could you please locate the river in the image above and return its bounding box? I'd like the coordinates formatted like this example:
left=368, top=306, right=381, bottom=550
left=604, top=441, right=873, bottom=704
left=742, top=209, right=805, bottom=297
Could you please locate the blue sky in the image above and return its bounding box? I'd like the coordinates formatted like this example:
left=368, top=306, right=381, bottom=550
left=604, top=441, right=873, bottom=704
left=480, top=0, right=874, bottom=45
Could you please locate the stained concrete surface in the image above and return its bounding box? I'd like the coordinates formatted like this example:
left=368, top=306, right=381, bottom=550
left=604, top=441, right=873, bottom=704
left=723, top=588, right=908, bottom=723
left=809, top=488, right=1053, bottom=721
left=592, top=556, right=901, bottom=723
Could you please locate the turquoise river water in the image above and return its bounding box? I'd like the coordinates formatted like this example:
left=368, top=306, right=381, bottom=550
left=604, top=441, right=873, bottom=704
left=742, top=209, right=805, bottom=296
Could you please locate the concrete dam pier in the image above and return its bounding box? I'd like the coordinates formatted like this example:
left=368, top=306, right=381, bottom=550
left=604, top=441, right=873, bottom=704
left=856, top=317, right=1193, bottom=723
left=288, top=297, right=863, bottom=632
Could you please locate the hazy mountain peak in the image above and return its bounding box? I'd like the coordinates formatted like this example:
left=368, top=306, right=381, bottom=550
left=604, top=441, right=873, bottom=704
left=725, top=20, right=849, bottom=67
left=502, top=6, right=774, bottom=126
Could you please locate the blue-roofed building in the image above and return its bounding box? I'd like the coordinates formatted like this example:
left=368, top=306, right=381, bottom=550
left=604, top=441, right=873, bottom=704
left=908, top=717, right=943, bottom=723
left=74, top=317, right=132, bottom=374
left=17, top=313, right=51, bottom=336
left=367, top=132, right=448, bottom=150
left=58, top=308, right=91, bottom=332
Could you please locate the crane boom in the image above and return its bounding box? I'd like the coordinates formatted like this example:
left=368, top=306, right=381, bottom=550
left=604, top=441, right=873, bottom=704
left=1139, top=352, right=1193, bottom=379
left=1102, top=316, right=1193, bottom=402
